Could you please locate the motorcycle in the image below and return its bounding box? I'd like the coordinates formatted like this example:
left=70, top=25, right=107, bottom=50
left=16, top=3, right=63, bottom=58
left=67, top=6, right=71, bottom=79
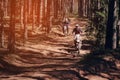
left=63, top=24, right=69, bottom=36
left=74, top=34, right=81, bottom=54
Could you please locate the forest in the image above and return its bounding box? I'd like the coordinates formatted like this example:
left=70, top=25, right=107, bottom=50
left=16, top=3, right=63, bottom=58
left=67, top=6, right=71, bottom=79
left=0, top=0, right=120, bottom=80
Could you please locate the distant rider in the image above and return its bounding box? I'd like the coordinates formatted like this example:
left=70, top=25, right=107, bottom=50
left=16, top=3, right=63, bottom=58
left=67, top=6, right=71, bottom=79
left=63, top=17, right=70, bottom=35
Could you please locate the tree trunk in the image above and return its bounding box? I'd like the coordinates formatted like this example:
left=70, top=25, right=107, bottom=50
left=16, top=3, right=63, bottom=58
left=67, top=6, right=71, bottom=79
left=46, top=0, right=52, bottom=33
left=70, top=0, right=74, bottom=13
left=0, top=7, right=4, bottom=48
left=20, top=0, right=24, bottom=30
left=42, top=0, right=46, bottom=31
left=23, top=0, right=28, bottom=45
left=119, top=0, right=120, bottom=18
left=105, top=0, right=117, bottom=49
left=8, top=0, right=16, bottom=52
left=0, top=24, right=4, bottom=48
left=112, top=0, right=118, bottom=49
left=117, top=0, right=120, bottom=48
left=117, top=23, right=120, bottom=48
left=87, top=0, right=90, bottom=18
left=78, top=0, right=83, bottom=17
left=37, top=0, right=41, bottom=28
left=32, top=0, right=35, bottom=31
left=54, top=0, right=58, bottom=18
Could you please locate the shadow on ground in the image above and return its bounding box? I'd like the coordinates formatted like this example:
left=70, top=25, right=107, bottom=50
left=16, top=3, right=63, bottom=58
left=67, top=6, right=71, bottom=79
left=60, top=40, right=94, bottom=54
left=0, top=50, right=88, bottom=80
left=45, top=70, right=88, bottom=80
left=75, top=49, right=120, bottom=80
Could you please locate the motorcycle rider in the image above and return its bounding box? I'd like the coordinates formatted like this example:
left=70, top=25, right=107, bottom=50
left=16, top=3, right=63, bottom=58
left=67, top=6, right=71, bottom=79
left=63, top=17, right=70, bottom=35
left=72, top=24, right=82, bottom=48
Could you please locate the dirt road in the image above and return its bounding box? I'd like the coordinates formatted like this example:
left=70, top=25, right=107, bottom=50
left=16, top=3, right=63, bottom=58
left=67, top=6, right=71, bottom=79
left=0, top=18, right=110, bottom=80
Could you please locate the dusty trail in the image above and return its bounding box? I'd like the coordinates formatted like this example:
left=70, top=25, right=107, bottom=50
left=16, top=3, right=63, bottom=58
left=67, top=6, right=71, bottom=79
left=17, top=18, right=90, bottom=57
left=0, top=18, right=93, bottom=80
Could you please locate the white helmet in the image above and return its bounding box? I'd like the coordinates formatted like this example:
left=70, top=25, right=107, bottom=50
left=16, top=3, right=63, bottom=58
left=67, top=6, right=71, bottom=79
left=75, top=24, right=79, bottom=27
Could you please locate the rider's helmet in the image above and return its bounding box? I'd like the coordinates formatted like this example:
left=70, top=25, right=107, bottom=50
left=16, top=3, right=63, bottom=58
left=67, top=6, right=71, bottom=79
left=75, top=24, right=80, bottom=28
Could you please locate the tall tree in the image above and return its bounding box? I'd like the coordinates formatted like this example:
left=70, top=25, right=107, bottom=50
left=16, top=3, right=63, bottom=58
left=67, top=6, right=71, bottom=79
left=70, top=0, right=74, bottom=13
left=23, top=0, right=28, bottom=45
left=105, top=0, right=118, bottom=49
left=117, top=0, right=120, bottom=48
left=78, top=0, right=83, bottom=17
left=32, top=0, right=35, bottom=31
left=117, top=19, right=120, bottom=48
left=54, top=0, right=59, bottom=18
left=41, top=0, right=46, bottom=31
left=37, top=0, right=41, bottom=28
left=46, top=0, right=52, bottom=33
left=8, top=0, right=16, bottom=52
left=20, top=0, right=24, bottom=30
left=0, top=1, right=4, bottom=48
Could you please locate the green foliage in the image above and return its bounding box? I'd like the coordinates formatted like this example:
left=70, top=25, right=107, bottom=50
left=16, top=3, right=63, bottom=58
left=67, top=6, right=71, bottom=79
left=86, top=0, right=108, bottom=48
left=96, top=12, right=106, bottom=18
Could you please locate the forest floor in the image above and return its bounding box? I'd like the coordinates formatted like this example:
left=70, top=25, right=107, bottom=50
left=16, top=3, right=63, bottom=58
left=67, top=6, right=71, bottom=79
left=0, top=18, right=120, bottom=80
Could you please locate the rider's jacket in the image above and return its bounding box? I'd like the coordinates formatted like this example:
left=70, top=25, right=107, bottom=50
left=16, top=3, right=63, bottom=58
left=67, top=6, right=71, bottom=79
left=72, top=27, right=82, bottom=34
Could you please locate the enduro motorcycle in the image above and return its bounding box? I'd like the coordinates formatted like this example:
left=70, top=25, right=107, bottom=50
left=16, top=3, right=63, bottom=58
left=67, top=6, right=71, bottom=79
left=63, top=24, right=69, bottom=36
left=74, top=34, right=81, bottom=54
